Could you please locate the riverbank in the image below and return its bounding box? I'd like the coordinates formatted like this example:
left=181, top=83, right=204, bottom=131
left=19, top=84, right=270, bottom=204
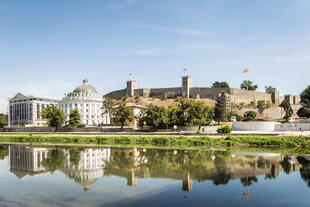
left=0, top=133, right=309, bottom=148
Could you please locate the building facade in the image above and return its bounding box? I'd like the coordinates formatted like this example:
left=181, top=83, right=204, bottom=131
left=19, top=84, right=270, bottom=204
left=8, top=93, right=59, bottom=127
left=59, top=79, right=110, bottom=126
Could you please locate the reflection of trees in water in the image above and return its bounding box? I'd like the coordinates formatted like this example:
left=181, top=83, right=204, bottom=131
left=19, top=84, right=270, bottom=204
left=240, top=176, right=258, bottom=187
left=0, top=145, right=8, bottom=160
left=265, top=164, right=276, bottom=180
left=280, top=155, right=292, bottom=174
left=69, top=148, right=84, bottom=168
left=41, top=148, right=65, bottom=173
left=297, top=156, right=310, bottom=187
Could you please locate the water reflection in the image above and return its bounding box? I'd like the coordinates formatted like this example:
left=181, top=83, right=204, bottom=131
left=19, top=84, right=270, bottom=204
left=2, top=145, right=310, bottom=191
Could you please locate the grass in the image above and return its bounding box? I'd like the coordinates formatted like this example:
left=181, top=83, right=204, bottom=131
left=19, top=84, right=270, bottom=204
left=0, top=134, right=310, bottom=154
left=0, top=133, right=309, bottom=148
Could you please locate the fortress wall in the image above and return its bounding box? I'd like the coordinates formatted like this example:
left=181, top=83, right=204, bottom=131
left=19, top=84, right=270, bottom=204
left=190, top=88, right=230, bottom=100
left=104, top=89, right=126, bottom=99
left=134, top=87, right=182, bottom=98
left=229, top=88, right=272, bottom=104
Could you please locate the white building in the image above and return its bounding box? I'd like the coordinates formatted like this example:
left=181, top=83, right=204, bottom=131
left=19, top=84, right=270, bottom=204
left=8, top=93, right=59, bottom=127
left=59, top=79, right=110, bottom=126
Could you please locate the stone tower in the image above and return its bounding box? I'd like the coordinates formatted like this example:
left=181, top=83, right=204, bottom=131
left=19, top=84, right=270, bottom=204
left=126, top=80, right=137, bottom=97
left=182, top=76, right=192, bottom=98
left=271, top=91, right=280, bottom=105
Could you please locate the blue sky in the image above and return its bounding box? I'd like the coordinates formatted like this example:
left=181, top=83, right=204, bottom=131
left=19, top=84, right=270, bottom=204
left=0, top=0, right=310, bottom=113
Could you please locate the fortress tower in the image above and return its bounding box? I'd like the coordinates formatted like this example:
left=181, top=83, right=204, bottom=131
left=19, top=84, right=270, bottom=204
left=182, top=76, right=192, bottom=98
left=126, top=80, right=137, bottom=97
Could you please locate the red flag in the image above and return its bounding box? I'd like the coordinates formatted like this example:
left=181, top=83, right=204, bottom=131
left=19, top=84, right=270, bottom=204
left=243, top=68, right=249, bottom=73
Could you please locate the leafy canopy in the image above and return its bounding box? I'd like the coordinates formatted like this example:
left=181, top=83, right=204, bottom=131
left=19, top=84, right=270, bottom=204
left=214, top=92, right=228, bottom=124
left=279, top=99, right=293, bottom=120
left=265, top=86, right=276, bottom=94
left=240, top=80, right=258, bottom=91
left=41, top=105, right=65, bottom=127
left=68, top=108, right=82, bottom=127
left=212, top=81, right=230, bottom=89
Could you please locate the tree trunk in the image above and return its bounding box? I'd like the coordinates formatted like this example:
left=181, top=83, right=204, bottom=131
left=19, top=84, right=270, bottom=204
left=121, top=123, right=124, bottom=131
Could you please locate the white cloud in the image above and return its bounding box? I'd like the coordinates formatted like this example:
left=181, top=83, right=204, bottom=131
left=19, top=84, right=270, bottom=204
left=127, top=23, right=210, bottom=37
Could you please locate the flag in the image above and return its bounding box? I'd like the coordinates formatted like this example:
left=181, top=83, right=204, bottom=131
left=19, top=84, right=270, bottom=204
left=129, top=73, right=132, bottom=77
left=182, top=68, right=187, bottom=72
left=243, top=68, right=249, bottom=73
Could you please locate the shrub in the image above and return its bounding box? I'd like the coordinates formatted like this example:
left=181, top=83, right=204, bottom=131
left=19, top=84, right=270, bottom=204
left=217, top=125, right=232, bottom=134
left=227, top=112, right=243, bottom=121
left=297, top=107, right=310, bottom=118
left=243, top=111, right=257, bottom=121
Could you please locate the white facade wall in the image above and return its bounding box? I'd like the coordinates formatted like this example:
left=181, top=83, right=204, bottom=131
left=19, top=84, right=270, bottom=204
left=9, top=94, right=59, bottom=127
left=59, top=92, right=110, bottom=126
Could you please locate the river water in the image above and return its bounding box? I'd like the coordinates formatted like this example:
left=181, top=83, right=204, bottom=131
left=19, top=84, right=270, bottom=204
left=0, top=144, right=309, bottom=207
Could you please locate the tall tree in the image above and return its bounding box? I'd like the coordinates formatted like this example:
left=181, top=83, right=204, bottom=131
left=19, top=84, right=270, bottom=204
left=144, top=104, right=169, bottom=128
left=169, top=98, right=213, bottom=128
left=0, top=114, right=8, bottom=128
left=240, top=80, right=258, bottom=91
left=113, top=100, right=134, bottom=131
left=41, top=105, right=65, bottom=129
left=68, top=108, right=82, bottom=127
left=214, top=92, right=228, bottom=124
left=102, top=97, right=115, bottom=114
left=212, top=81, right=230, bottom=89
left=265, top=86, right=276, bottom=94
left=279, top=99, right=293, bottom=120
left=256, top=100, right=271, bottom=114
left=300, top=85, right=310, bottom=107
left=297, top=86, right=310, bottom=118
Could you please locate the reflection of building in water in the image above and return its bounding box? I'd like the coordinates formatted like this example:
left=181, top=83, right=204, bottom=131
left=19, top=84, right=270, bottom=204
left=110, top=148, right=148, bottom=187
left=9, top=145, right=49, bottom=179
left=62, top=148, right=111, bottom=191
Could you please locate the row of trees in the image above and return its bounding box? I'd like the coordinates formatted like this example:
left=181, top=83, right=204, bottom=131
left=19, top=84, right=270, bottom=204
left=40, top=106, right=84, bottom=128
left=137, top=93, right=228, bottom=129
left=211, top=80, right=276, bottom=93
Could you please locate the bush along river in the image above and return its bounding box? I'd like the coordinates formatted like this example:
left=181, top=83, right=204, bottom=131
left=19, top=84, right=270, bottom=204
left=0, top=144, right=310, bottom=207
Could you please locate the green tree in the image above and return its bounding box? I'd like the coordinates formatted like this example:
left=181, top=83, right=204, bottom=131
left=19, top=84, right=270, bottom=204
left=136, top=112, right=146, bottom=130
left=279, top=99, right=293, bottom=120
left=265, top=86, right=276, bottom=94
left=256, top=100, right=271, bottom=114
left=212, top=81, right=230, bottom=89
left=300, top=85, right=310, bottom=107
left=0, top=114, right=8, bottom=128
left=168, top=98, right=213, bottom=128
left=144, top=104, right=169, bottom=128
left=41, top=105, right=65, bottom=129
left=298, top=86, right=310, bottom=119
left=297, top=107, right=310, bottom=118
left=240, top=80, right=258, bottom=91
left=68, top=108, right=82, bottom=127
left=112, top=100, right=134, bottom=131
left=243, top=110, right=257, bottom=121
left=102, top=97, right=115, bottom=114
left=214, top=92, right=228, bottom=124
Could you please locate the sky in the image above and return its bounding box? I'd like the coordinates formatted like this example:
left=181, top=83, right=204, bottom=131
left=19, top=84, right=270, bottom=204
left=0, top=0, right=310, bottom=113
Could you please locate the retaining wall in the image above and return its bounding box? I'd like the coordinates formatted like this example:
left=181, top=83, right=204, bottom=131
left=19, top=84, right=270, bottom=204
left=232, top=122, right=278, bottom=131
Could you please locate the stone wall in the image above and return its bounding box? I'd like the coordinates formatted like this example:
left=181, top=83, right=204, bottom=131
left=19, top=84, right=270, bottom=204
left=229, top=88, right=272, bottom=104
left=135, top=87, right=182, bottom=98
left=190, top=87, right=229, bottom=100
